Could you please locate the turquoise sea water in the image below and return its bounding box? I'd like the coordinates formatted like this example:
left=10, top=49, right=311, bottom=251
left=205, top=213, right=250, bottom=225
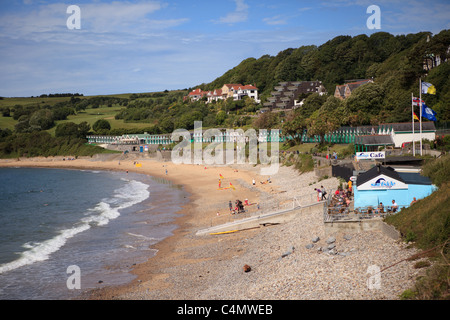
left=0, top=167, right=188, bottom=299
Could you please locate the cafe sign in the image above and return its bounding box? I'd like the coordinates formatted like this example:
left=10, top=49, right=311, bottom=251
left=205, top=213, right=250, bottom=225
left=357, top=174, right=408, bottom=191
left=355, top=152, right=385, bottom=160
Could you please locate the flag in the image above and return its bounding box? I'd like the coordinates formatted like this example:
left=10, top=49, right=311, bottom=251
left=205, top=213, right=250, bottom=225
left=422, top=104, right=437, bottom=121
left=229, top=183, right=235, bottom=190
left=413, top=113, right=419, bottom=121
left=421, top=82, right=436, bottom=95
left=219, top=174, right=224, bottom=179
left=412, top=97, right=424, bottom=106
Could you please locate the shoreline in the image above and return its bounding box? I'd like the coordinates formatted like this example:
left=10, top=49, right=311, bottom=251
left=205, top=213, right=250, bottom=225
left=0, top=155, right=425, bottom=300
left=0, top=155, right=268, bottom=299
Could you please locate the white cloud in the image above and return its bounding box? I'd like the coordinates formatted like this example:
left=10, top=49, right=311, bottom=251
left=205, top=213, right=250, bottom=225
left=216, top=0, right=249, bottom=24
left=0, top=1, right=189, bottom=42
left=263, top=15, right=288, bottom=26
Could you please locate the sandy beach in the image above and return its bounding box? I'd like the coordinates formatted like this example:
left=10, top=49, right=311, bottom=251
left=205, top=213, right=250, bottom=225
left=0, top=154, right=425, bottom=300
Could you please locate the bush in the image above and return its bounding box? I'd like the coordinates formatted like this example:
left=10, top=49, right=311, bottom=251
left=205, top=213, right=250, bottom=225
left=93, top=119, right=111, bottom=132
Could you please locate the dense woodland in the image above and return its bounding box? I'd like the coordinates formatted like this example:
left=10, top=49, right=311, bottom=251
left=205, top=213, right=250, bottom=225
left=0, top=30, right=449, bottom=157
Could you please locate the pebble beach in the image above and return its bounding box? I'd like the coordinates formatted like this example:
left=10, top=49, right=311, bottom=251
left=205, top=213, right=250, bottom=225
left=0, top=156, right=426, bottom=300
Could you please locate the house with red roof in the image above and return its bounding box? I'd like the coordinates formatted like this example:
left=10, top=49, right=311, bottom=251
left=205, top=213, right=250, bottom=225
left=334, top=79, right=373, bottom=100
left=186, top=83, right=259, bottom=103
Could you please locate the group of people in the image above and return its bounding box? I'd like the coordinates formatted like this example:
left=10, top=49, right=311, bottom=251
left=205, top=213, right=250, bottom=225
left=229, top=199, right=245, bottom=214
left=375, top=199, right=398, bottom=214
left=327, top=185, right=353, bottom=215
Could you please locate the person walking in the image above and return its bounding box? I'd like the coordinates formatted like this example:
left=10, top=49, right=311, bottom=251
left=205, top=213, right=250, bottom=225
left=321, top=185, right=327, bottom=200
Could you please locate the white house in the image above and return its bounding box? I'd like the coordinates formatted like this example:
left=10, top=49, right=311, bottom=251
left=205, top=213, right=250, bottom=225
left=187, top=83, right=260, bottom=104
left=232, top=85, right=260, bottom=103
left=378, top=122, right=436, bottom=148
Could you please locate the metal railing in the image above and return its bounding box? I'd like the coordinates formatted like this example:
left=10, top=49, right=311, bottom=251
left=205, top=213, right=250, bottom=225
left=208, top=192, right=321, bottom=227
left=324, top=201, right=408, bottom=222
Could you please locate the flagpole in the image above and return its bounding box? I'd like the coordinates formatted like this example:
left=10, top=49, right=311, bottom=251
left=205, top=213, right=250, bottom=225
left=420, top=78, right=423, bottom=156
left=412, top=92, right=415, bottom=156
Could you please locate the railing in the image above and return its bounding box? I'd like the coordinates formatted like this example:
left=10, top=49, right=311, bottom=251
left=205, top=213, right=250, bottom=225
left=208, top=192, right=320, bottom=228
left=324, top=202, right=409, bottom=222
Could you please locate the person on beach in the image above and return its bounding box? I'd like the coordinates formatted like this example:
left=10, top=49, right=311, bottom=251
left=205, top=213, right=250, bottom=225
left=314, top=188, right=322, bottom=201
left=229, top=200, right=233, bottom=213
left=320, top=185, right=327, bottom=200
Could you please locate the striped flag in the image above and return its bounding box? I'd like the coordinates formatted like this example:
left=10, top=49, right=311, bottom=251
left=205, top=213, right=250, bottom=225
left=412, top=97, right=424, bottom=106
left=413, top=112, right=419, bottom=121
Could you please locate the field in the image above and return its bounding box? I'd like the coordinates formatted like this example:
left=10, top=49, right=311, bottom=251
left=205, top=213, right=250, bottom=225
left=0, top=95, right=155, bottom=135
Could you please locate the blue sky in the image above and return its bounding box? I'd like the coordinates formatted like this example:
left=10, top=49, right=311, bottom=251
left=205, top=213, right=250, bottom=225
left=1, top=0, right=449, bottom=97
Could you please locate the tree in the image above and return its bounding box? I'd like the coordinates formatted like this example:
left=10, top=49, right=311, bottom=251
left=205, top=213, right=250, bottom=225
left=55, top=122, right=79, bottom=137
left=282, top=110, right=306, bottom=143
left=159, top=118, right=174, bottom=133
left=215, top=110, right=227, bottom=126
left=28, top=109, right=54, bottom=131
left=300, top=93, right=327, bottom=118
left=77, top=121, right=91, bottom=138
left=345, top=82, right=384, bottom=115
left=253, top=111, right=279, bottom=129
left=307, top=98, right=341, bottom=145
left=93, top=119, right=111, bottom=132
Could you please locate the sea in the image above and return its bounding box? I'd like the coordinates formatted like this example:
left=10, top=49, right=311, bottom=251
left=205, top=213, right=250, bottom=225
left=0, top=167, right=189, bottom=300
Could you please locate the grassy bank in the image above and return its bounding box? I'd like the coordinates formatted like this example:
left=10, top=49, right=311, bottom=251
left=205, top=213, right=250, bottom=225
left=385, top=154, right=450, bottom=300
left=0, top=131, right=119, bottom=159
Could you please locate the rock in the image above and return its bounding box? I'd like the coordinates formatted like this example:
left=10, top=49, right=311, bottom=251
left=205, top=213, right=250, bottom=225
left=327, top=243, right=336, bottom=250
left=344, top=235, right=352, bottom=241
left=305, top=243, right=314, bottom=249
left=327, top=249, right=337, bottom=255
left=282, top=246, right=295, bottom=257
left=312, top=236, right=320, bottom=243
left=243, top=264, right=251, bottom=272
left=326, top=237, right=336, bottom=244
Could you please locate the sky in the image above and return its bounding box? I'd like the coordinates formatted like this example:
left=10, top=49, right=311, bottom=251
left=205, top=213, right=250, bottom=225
left=0, top=0, right=449, bottom=97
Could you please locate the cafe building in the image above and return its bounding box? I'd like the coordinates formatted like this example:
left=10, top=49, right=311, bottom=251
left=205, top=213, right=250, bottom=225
left=353, top=164, right=436, bottom=211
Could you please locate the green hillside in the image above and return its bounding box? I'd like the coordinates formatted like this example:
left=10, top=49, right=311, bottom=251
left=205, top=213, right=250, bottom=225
left=200, top=30, right=450, bottom=126
left=0, top=30, right=449, bottom=158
